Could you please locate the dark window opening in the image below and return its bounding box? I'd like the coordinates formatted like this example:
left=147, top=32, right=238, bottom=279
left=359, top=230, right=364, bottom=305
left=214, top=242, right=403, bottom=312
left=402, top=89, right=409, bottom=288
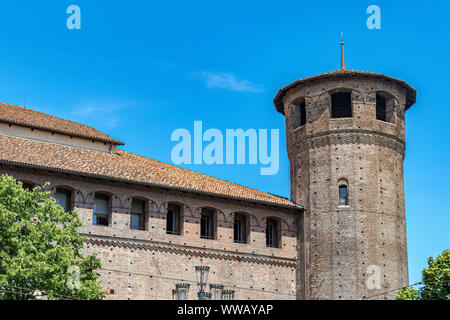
left=266, top=218, right=279, bottom=248
left=376, top=93, right=395, bottom=123
left=376, top=95, right=387, bottom=122
left=131, top=198, right=146, bottom=230
left=290, top=99, right=306, bottom=128
left=55, top=188, right=72, bottom=212
left=93, top=193, right=109, bottom=226
left=234, top=213, right=247, bottom=244
left=200, top=208, right=215, bottom=240
left=167, top=203, right=181, bottom=235
left=299, top=102, right=306, bottom=126
left=339, top=186, right=349, bottom=206
left=331, top=92, right=352, bottom=118
left=21, top=182, right=35, bottom=191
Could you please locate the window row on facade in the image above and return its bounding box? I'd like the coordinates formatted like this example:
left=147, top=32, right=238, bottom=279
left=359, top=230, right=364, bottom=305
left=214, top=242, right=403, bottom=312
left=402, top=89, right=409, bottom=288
left=21, top=182, right=283, bottom=249
left=292, top=91, right=396, bottom=127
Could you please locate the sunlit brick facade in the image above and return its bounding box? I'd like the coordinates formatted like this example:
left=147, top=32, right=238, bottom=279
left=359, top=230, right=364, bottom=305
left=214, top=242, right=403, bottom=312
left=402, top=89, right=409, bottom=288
left=0, top=66, right=415, bottom=300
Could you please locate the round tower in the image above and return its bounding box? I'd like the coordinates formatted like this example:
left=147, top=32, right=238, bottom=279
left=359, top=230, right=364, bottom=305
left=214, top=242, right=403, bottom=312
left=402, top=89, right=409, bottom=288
left=274, top=42, right=416, bottom=300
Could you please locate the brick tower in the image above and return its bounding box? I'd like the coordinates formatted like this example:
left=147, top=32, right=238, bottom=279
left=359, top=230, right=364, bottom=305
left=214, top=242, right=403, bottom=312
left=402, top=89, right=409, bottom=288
left=274, top=40, right=416, bottom=300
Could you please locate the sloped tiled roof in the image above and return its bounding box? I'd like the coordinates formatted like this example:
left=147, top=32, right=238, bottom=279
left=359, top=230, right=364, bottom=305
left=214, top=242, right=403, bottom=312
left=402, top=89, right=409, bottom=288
left=273, top=69, right=417, bottom=114
left=0, top=135, right=299, bottom=209
left=0, top=102, right=124, bottom=145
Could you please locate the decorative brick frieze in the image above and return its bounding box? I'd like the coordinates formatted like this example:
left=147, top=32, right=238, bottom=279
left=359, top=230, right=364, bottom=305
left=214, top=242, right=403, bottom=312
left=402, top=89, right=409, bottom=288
left=84, top=235, right=297, bottom=268
left=299, top=129, right=406, bottom=154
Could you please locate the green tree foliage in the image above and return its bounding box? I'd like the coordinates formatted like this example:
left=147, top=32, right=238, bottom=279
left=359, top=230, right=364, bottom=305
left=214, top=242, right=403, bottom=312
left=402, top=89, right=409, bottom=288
left=0, top=174, right=106, bottom=300
left=396, top=286, right=420, bottom=300
left=396, top=249, right=450, bottom=300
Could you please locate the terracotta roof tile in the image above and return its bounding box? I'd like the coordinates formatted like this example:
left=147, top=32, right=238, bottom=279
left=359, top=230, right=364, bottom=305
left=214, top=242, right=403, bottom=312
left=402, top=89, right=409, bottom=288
left=0, top=102, right=124, bottom=145
left=0, top=135, right=299, bottom=209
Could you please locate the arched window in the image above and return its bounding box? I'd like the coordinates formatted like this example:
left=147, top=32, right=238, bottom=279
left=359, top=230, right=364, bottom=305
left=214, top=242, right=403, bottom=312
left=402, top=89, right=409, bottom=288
left=167, top=203, right=182, bottom=235
left=376, top=92, right=395, bottom=123
left=339, top=186, right=348, bottom=206
left=55, top=187, right=72, bottom=212
left=93, top=193, right=110, bottom=226
left=234, top=213, right=248, bottom=244
left=266, top=218, right=280, bottom=248
left=200, top=208, right=216, bottom=240
left=131, top=198, right=146, bottom=230
left=331, top=91, right=352, bottom=118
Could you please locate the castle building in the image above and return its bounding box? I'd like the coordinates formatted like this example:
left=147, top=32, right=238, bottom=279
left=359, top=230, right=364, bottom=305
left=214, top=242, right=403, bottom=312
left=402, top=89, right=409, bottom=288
left=0, top=45, right=416, bottom=300
left=0, top=103, right=301, bottom=300
left=274, top=42, right=416, bottom=299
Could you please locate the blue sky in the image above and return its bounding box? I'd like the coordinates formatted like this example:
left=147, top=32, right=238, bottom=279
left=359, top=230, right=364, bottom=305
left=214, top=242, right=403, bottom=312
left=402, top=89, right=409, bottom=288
left=0, top=1, right=448, bottom=286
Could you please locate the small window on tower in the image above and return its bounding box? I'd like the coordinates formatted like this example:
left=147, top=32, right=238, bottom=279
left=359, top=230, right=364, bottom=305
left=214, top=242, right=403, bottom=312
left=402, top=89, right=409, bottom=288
left=339, top=186, right=349, bottom=206
left=331, top=92, right=352, bottom=118
left=290, top=98, right=306, bottom=128
left=376, top=92, right=395, bottom=123
left=376, top=95, right=387, bottom=121
left=300, top=102, right=306, bottom=126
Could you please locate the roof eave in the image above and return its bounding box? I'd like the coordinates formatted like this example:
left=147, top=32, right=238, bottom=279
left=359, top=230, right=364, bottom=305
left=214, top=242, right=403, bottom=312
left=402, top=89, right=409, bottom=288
left=0, top=119, right=125, bottom=146
left=0, top=159, right=303, bottom=211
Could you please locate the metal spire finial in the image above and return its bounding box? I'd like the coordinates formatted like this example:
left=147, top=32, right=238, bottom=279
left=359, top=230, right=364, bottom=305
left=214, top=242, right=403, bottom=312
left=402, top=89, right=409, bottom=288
left=340, top=33, right=345, bottom=70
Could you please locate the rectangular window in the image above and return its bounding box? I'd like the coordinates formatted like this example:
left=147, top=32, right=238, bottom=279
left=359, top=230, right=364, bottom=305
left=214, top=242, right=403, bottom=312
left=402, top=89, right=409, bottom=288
left=167, top=204, right=181, bottom=235
left=200, top=209, right=214, bottom=240
left=376, top=95, right=387, bottom=122
left=234, top=213, right=247, bottom=244
left=331, top=92, right=352, bottom=118
left=266, top=218, right=279, bottom=248
left=300, top=102, right=306, bottom=126
left=55, top=188, right=72, bottom=212
left=93, top=194, right=109, bottom=226
left=131, top=199, right=145, bottom=230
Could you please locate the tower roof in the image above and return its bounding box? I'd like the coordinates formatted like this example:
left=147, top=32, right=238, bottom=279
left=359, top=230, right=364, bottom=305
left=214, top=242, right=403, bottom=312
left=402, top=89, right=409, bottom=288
left=273, top=69, right=417, bottom=115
